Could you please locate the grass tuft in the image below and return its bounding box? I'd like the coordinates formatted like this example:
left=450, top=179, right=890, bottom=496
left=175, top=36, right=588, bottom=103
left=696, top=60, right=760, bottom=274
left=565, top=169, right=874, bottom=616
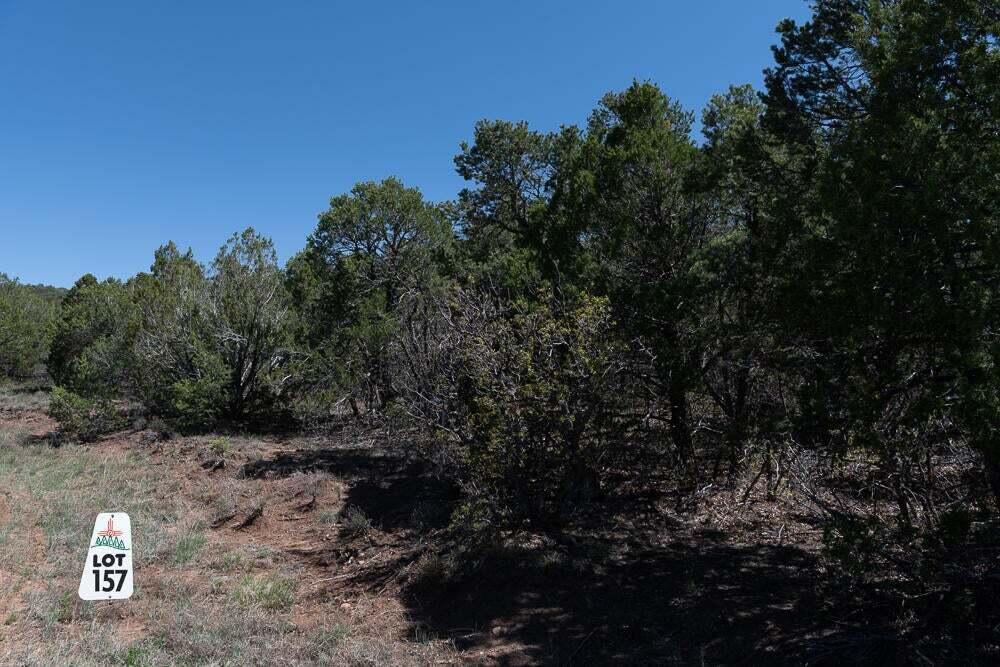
left=340, top=505, right=374, bottom=538
left=232, top=574, right=297, bottom=611
left=208, top=436, right=232, bottom=456
left=173, top=530, right=207, bottom=565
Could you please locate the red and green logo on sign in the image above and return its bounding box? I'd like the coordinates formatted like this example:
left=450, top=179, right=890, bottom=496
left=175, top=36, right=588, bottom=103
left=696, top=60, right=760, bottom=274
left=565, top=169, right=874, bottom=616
left=93, top=517, right=129, bottom=551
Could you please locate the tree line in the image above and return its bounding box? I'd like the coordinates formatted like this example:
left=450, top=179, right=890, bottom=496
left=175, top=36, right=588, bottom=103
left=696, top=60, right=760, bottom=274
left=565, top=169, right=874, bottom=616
left=3, top=0, right=999, bottom=557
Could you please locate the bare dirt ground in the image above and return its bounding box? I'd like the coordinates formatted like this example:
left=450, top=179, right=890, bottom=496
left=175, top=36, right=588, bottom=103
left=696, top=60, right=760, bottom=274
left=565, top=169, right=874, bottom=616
left=0, top=383, right=976, bottom=665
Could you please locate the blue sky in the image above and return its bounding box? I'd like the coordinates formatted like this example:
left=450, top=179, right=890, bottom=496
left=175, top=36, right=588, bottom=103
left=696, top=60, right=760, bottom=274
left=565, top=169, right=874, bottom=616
left=0, top=0, right=811, bottom=287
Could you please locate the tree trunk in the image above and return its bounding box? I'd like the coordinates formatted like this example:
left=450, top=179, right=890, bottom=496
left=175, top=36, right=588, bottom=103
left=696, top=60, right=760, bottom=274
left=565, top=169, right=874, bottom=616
left=669, top=368, right=692, bottom=463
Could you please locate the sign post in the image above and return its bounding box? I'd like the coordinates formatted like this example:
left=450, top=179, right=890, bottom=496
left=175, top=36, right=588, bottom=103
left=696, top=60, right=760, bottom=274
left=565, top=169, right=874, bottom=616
left=78, top=512, right=133, bottom=600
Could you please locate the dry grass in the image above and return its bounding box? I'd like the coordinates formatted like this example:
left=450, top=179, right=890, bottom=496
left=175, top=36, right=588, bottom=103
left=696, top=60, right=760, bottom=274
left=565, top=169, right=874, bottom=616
left=0, top=407, right=458, bottom=666
left=0, top=380, right=50, bottom=415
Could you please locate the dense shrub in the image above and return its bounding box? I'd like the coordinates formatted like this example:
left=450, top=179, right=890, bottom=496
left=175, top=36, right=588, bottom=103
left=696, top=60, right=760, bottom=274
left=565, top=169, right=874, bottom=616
left=48, top=386, right=126, bottom=442
left=0, top=273, right=59, bottom=378
left=48, top=231, right=293, bottom=432
left=132, top=231, right=293, bottom=428
left=396, top=289, right=641, bottom=535
left=130, top=242, right=216, bottom=422
left=206, top=228, right=294, bottom=420
left=462, top=295, right=635, bottom=527
left=167, top=371, right=227, bottom=432
left=47, top=275, right=136, bottom=398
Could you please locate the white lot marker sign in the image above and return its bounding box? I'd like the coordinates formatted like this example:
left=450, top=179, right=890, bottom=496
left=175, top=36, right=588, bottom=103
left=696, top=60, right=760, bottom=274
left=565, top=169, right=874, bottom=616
left=78, top=512, right=133, bottom=600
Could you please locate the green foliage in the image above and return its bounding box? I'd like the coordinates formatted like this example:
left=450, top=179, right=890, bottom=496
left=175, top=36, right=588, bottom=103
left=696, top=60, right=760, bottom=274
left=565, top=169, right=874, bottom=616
left=289, top=178, right=454, bottom=414
left=454, top=120, right=556, bottom=290
left=208, top=228, right=293, bottom=419
left=44, top=231, right=293, bottom=431
left=128, top=232, right=292, bottom=429
left=432, top=291, right=637, bottom=532
left=168, top=372, right=226, bottom=432
left=11, top=3, right=999, bottom=598
left=575, top=81, right=703, bottom=459
left=232, top=574, right=296, bottom=611
left=47, top=386, right=126, bottom=442
left=172, top=531, right=207, bottom=565
left=454, top=119, right=592, bottom=292
left=130, top=242, right=216, bottom=421
left=447, top=497, right=498, bottom=543
left=208, top=436, right=232, bottom=456
left=0, top=274, right=60, bottom=378
left=47, top=275, right=137, bottom=398
left=762, top=0, right=1000, bottom=514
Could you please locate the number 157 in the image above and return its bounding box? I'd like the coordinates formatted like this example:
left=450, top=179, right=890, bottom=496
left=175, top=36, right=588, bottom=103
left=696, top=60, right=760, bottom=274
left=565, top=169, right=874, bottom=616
left=94, top=569, right=127, bottom=592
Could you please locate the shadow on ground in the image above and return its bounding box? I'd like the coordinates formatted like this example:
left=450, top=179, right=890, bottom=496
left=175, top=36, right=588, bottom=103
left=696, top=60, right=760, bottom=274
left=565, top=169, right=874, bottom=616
left=241, top=445, right=458, bottom=532
left=403, top=538, right=912, bottom=665
left=240, top=445, right=908, bottom=665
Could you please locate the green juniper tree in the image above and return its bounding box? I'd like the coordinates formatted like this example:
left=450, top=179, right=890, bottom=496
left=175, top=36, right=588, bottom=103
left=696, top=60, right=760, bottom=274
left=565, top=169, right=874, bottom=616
left=573, top=82, right=704, bottom=462
left=763, top=0, right=1000, bottom=513
left=47, top=274, right=137, bottom=398
left=0, top=273, right=58, bottom=379
left=207, top=228, right=293, bottom=421
left=288, top=178, right=454, bottom=415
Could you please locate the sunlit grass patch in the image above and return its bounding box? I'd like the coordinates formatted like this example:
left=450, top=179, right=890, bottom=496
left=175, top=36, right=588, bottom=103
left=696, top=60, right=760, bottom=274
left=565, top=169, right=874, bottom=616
left=172, top=530, right=207, bottom=565
left=211, top=548, right=251, bottom=573
left=232, top=573, right=296, bottom=611
left=0, top=435, right=181, bottom=574
left=209, top=435, right=232, bottom=455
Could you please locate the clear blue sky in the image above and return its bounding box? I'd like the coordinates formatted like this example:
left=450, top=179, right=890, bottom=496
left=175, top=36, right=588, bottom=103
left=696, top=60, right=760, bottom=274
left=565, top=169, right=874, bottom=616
left=0, top=0, right=811, bottom=287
